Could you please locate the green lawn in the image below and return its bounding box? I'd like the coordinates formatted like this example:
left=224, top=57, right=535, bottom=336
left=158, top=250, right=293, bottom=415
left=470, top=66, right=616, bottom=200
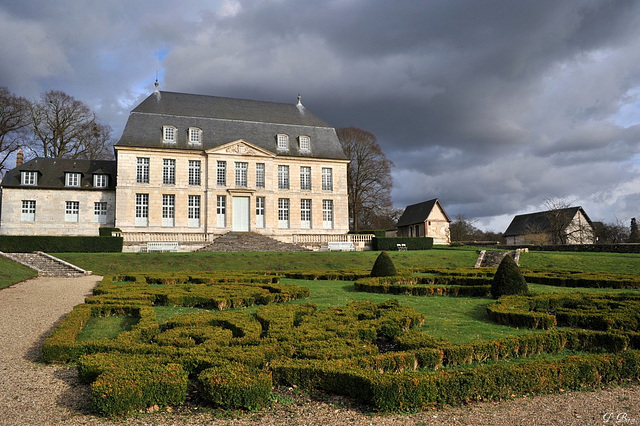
left=0, top=256, right=37, bottom=290
left=52, top=248, right=640, bottom=277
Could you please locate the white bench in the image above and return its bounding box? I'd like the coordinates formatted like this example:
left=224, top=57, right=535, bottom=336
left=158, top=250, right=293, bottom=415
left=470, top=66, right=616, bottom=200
left=327, top=242, right=356, bottom=251
left=397, top=243, right=407, bottom=251
left=146, top=242, right=179, bottom=252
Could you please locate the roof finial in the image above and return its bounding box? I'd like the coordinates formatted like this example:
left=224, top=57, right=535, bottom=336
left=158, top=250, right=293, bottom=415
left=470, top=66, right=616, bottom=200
left=297, top=93, right=302, bottom=106
left=154, top=72, right=161, bottom=101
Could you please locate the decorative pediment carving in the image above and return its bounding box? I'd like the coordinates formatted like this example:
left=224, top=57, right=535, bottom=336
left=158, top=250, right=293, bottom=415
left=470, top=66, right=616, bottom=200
left=206, top=139, right=274, bottom=157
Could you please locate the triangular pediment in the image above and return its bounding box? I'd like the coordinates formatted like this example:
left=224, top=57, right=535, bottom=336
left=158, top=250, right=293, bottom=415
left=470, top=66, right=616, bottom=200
left=206, top=139, right=275, bottom=157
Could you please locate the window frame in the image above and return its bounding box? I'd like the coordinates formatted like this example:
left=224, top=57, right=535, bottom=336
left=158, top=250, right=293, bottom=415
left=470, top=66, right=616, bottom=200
left=162, top=194, right=175, bottom=227
left=188, top=195, right=201, bottom=227
left=323, top=199, right=334, bottom=229
left=65, top=172, right=81, bottom=187
left=65, top=201, right=80, bottom=222
left=322, top=167, right=333, bottom=191
left=300, top=198, right=312, bottom=229
left=216, top=195, right=226, bottom=227
left=299, top=135, right=311, bottom=152
left=135, top=193, right=149, bottom=226
left=188, top=160, right=201, bottom=186
left=21, top=171, right=37, bottom=186
left=21, top=200, right=36, bottom=222
left=162, top=159, right=176, bottom=185
left=93, top=174, right=108, bottom=188
left=94, top=201, right=108, bottom=223
left=136, top=158, right=150, bottom=184
left=278, top=198, right=290, bottom=229
left=235, top=162, right=248, bottom=187
left=217, top=161, right=227, bottom=186
left=277, top=165, right=290, bottom=190
left=300, top=166, right=311, bottom=191
left=188, top=127, right=202, bottom=145
left=255, top=163, right=265, bottom=188
left=255, top=196, right=265, bottom=228
left=163, top=125, right=177, bottom=143
left=277, top=134, right=289, bottom=151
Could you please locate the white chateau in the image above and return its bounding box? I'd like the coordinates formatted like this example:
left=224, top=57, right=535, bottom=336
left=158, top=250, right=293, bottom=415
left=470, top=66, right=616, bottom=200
left=0, top=91, right=351, bottom=251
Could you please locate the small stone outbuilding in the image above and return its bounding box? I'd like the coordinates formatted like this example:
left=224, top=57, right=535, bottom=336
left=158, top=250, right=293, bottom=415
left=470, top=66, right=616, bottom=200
left=503, top=206, right=596, bottom=245
left=396, top=198, right=451, bottom=245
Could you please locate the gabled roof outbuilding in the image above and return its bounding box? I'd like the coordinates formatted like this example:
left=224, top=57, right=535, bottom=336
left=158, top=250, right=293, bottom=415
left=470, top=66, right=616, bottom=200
left=397, top=198, right=451, bottom=227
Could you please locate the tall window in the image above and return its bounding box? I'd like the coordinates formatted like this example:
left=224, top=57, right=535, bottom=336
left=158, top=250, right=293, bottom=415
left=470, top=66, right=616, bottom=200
left=65, top=201, right=79, bottom=222
left=94, top=202, right=107, bottom=223
left=163, top=126, right=176, bottom=143
left=277, top=134, right=289, bottom=151
left=65, top=172, right=81, bottom=187
left=135, top=193, right=149, bottom=226
left=162, top=194, right=175, bottom=227
left=300, top=166, right=311, bottom=191
left=93, top=174, right=108, bottom=188
left=189, top=128, right=202, bottom=145
left=188, top=195, right=200, bottom=227
left=235, top=162, right=248, bottom=187
left=217, top=195, right=226, bottom=227
left=322, top=167, right=333, bottom=191
left=300, top=199, right=312, bottom=229
left=163, top=159, right=176, bottom=185
left=278, top=165, right=289, bottom=189
left=21, top=200, right=36, bottom=222
left=136, top=158, right=150, bottom=184
left=188, top=160, right=201, bottom=186
left=323, top=199, right=334, bottom=229
left=278, top=198, right=290, bottom=228
left=255, top=197, right=265, bottom=228
left=21, top=171, right=37, bottom=186
left=256, top=163, right=265, bottom=188
left=217, top=161, right=227, bottom=186
left=299, top=136, right=311, bottom=152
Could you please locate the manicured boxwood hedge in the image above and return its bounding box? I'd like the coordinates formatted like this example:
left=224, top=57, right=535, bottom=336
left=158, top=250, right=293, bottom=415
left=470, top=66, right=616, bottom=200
left=0, top=235, right=123, bottom=253
left=42, top=270, right=640, bottom=417
left=372, top=237, right=434, bottom=251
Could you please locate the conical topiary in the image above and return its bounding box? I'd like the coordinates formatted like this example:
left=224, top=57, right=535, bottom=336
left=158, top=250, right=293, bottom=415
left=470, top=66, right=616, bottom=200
left=370, top=251, right=397, bottom=277
left=491, top=254, right=528, bottom=298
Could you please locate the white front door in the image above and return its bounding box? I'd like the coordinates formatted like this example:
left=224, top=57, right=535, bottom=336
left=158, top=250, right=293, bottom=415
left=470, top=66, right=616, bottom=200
left=232, top=196, right=250, bottom=232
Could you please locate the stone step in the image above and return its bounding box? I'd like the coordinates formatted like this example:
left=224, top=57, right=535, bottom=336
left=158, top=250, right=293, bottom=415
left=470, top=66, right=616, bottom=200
left=2, top=252, right=90, bottom=276
left=197, top=232, right=310, bottom=253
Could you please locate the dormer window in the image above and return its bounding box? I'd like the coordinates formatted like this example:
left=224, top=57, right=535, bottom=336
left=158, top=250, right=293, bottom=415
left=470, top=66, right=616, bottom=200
left=189, top=127, right=202, bottom=145
left=93, top=174, right=108, bottom=188
left=21, top=171, right=37, bottom=186
left=299, top=135, right=311, bottom=152
left=277, top=134, right=289, bottom=151
left=163, top=125, right=177, bottom=143
left=65, top=172, right=81, bottom=187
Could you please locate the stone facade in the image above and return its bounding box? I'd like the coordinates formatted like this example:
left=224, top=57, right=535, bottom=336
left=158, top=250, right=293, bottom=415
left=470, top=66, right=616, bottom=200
left=504, top=207, right=596, bottom=245
left=114, top=141, right=349, bottom=239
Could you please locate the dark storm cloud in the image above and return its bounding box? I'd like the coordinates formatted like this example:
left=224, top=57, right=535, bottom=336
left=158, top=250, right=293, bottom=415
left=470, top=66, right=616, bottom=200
left=1, top=0, right=640, bottom=230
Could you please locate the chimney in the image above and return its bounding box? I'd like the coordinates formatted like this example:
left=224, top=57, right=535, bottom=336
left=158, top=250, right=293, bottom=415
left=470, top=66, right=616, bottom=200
left=16, top=150, right=23, bottom=167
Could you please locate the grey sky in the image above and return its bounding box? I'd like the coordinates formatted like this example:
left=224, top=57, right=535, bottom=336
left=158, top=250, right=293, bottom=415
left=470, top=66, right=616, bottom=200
left=1, top=0, right=639, bottom=231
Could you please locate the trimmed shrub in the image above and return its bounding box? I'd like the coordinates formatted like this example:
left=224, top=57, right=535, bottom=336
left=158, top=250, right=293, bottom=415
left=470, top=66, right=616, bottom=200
left=372, top=237, right=434, bottom=251
left=491, top=255, right=528, bottom=298
left=370, top=251, right=397, bottom=277
left=0, top=235, right=123, bottom=252
left=198, top=364, right=272, bottom=410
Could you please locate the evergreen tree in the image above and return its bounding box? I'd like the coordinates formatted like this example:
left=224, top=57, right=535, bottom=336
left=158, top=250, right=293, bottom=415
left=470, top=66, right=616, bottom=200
left=370, top=251, right=397, bottom=277
left=629, top=218, right=640, bottom=243
left=491, top=255, right=528, bottom=298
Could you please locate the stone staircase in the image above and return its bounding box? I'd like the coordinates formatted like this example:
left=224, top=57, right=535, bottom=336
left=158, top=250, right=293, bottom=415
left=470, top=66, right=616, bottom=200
left=474, top=249, right=525, bottom=268
left=1, top=252, right=90, bottom=276
left=197, top=232, right=310, bottom=252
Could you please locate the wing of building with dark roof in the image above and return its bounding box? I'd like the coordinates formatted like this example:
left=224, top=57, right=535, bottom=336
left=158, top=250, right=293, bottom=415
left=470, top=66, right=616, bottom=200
left=1, top=158, right=116, bottom=189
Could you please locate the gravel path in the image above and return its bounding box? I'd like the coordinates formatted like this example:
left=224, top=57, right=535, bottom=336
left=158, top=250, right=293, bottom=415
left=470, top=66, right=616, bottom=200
left=1, top=275, right=638, bottom=425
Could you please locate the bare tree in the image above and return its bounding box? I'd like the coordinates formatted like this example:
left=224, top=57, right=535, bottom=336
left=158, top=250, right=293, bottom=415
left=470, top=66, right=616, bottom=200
left=0, top=87, right=31, bottom=175
left=542, top=197, right=574, bottom=244
left=594, top=218, right=629, bottom=244
left=28, top=90, right=113, bottom=160
left=336, top=127, right=394, bottom=231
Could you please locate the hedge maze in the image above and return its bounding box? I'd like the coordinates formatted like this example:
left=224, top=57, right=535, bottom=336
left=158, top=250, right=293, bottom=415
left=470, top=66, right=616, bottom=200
left=43, top=269, right=640, bottom=416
